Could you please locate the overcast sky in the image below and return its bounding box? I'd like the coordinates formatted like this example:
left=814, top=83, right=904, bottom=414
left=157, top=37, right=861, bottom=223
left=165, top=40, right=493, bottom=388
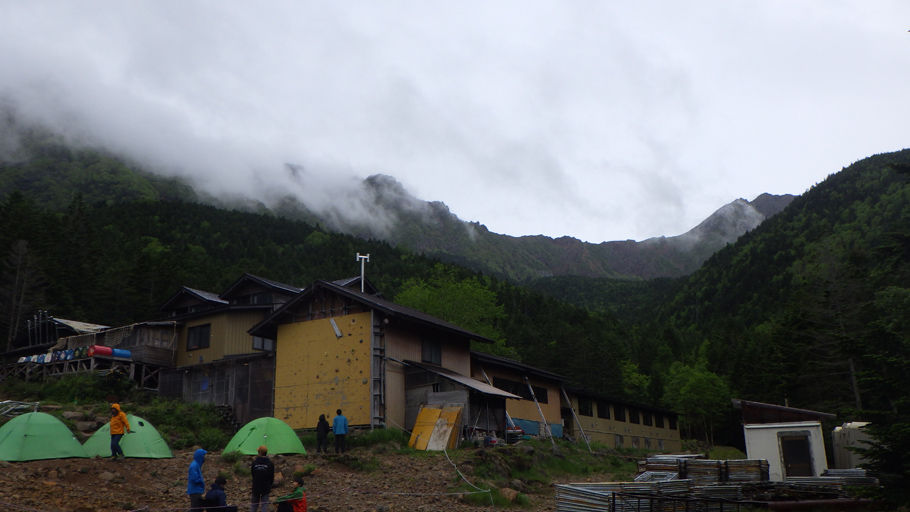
left=1, top=2, right=908, bottom=242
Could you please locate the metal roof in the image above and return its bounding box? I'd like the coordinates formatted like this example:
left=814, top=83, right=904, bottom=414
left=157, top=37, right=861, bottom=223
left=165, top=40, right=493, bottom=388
left=219, top=273, right=303, bottom=299
left=403, top=360, right=521, bottom=399
left=250, top=280, right=494, bottom=344
left=51, top=318, right=109, bottom=333
left=471, top=350, right=566, bottom=382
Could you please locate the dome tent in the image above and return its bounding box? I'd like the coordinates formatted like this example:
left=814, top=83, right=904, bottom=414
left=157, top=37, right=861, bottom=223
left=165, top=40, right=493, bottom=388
left=83, top=414, right=173, bottom=458
left=223, top=416, right=306, bottom=455
left=0, top=412, right=88, bottom=461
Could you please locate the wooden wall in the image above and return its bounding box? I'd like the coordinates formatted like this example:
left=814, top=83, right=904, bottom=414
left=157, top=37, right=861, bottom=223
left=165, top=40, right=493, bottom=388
left=273, top=312, right=372, bottom=429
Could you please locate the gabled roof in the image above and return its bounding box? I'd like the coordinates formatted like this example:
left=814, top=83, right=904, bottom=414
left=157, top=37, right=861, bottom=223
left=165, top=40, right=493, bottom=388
left=471, top=351, right=566, bottom=383
left=219, top=273, right=303, bottom=299
left=331, top=276, right=379, bottom=295
left=159, top=286, right=227, bottom=312
left=249, top=280, right=493, bottom=344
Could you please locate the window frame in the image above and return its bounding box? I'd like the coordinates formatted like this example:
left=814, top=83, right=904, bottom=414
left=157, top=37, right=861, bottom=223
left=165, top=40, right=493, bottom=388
left=187, top=324, right=211, bottom=351
left=421, top=339, right=442, bottom=365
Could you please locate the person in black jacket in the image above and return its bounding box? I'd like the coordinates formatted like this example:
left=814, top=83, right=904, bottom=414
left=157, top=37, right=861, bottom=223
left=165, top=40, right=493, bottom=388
left=203, top=476, right=237, bottom=511
left=249, top=445, right=274, bottom=512
left=316, top=414, right=330, bottom=454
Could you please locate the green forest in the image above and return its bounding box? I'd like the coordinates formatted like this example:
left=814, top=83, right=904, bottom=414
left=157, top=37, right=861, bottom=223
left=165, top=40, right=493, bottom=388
left=1, top=135, right=909, bottom=503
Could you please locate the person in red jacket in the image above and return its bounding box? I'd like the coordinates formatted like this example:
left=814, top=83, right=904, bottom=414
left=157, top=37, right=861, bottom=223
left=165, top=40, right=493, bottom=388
left=109, top=403, right=131, bottom=459
left=275, top=476, right=307, bottom=512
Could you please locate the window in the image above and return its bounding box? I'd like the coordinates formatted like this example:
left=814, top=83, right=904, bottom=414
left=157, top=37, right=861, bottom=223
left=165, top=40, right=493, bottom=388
left=187, top=324, right=211, bottom=350
left=596, top=401, right=611, bottom=419
left=253, top=336, right=274, bottom=352
left=668, top=415, right=678, bottom=430
left=491, top=377, right=548, bottom=403
left=614, top=406, right=626, bottom=422
left=615, top=435, right=624, bottom=448
left=422, top=339, right=441, bottom=365
left=655, top=414, right=664, bottom=428
left=628, top=407, right=640, bottom=424
left=578, top=398, right=593, bottom=417
left=642, top=412, right=652, bottom=426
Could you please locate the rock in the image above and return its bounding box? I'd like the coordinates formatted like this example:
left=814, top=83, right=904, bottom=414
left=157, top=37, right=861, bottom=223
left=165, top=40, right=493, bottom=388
left=75, top=420, right=99, bottom=432
left=509, top=478, right=528, bottom=492
left=499, top=487, right=520, bottom=502
left=94, top=416, right=109, bottom=424
left=63, top=411, right=83, bottom=420
left=98, top=471, right=117, bottom=482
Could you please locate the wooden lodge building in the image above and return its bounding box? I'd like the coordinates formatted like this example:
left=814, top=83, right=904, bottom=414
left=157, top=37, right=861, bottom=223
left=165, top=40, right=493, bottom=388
left=248, top=279, right=519, bottom=432
left=1, top=272, right=681, bottom=452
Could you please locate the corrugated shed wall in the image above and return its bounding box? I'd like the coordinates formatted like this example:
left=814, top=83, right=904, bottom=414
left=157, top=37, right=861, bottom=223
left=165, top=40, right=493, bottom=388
left=274, top=312, right=372, bottom=429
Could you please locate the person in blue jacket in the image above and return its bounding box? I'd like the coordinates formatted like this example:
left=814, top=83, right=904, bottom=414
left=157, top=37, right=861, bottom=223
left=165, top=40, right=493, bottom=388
left=186, top=448, right=207, bottom=511
left=332, top=409, right=348, bottom=454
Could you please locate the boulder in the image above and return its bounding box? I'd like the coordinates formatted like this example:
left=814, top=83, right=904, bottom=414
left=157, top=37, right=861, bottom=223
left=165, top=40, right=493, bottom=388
left=499, top=487, right=520, bottom=502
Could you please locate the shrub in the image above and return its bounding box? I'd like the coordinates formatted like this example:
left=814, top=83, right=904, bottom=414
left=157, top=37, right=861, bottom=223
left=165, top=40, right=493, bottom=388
left=221, top=451, right=243, bottom=464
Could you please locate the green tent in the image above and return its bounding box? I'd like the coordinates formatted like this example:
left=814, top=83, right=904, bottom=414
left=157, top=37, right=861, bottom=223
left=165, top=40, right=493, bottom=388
left=0, top=412, right=88, bottom=461
left=82, top=414, right=173, bottom=458
left=223, top=416, right=306, bottom=455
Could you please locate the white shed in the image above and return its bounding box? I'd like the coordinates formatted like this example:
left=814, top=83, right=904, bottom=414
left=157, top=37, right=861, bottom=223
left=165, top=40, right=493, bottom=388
left=743, top=421, right=828, bottom=481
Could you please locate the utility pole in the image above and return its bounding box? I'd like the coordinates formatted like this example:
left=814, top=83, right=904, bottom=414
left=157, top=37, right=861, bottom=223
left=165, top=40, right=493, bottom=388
left=355, top=253, right=370, bottom=292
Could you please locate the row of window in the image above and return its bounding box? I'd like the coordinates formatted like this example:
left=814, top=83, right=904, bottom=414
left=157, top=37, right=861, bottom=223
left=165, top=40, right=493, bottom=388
left=492, top=377, right=549, bottom=403
left=577, top=397, right=677, bottom=429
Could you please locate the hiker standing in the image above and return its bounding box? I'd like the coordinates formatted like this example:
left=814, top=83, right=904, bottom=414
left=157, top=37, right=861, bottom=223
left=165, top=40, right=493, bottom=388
left=315, top=414, right=330, bottom=454
left=109, top=403, right=131, bottom=460
left=249, top=445, right=274, bottom=512
left=187, top=448, right=207, bottom=511
left=332, top=409, right=348, bottom=454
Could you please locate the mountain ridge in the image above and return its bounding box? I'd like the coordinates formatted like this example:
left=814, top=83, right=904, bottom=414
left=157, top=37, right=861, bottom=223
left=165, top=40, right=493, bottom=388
left=0, top=117, right=793, bottom=281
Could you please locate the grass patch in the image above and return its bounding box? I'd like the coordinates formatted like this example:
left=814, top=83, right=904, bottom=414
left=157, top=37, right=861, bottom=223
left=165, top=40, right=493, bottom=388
left=708, top=445, right=747, bottom=460
left=334, top=453, right=380, bottom=472
left=294, top=464, right=316, bottom=478
left=221, top=451, right=243, bottom=464
left=466, top=439, right=638, bottom=489
left=347, top=427, right=410, bottom=448
left=0, top=374, right=234, bottom=450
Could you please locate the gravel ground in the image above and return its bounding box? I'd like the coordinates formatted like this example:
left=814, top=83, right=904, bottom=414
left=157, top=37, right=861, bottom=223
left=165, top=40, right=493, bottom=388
left=0, top=445, right=592, bottom=512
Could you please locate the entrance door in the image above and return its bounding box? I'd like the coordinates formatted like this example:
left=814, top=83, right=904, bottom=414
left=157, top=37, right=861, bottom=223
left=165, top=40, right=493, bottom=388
left=780, top=434, right=813, bottom=477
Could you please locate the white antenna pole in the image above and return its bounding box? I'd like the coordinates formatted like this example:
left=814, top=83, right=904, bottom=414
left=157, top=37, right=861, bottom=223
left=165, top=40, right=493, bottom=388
left=355, top=253, right=370, bottom=292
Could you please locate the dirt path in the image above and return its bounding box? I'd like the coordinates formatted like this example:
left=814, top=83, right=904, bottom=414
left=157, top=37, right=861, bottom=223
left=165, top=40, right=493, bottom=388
left=0, top=446, right=576, bottom=512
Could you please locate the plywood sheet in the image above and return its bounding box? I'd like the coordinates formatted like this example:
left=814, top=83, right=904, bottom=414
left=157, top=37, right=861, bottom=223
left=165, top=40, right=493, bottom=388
left=408, top=406, right=441, bottom=450
left=426, top=405, right=463, bottom=451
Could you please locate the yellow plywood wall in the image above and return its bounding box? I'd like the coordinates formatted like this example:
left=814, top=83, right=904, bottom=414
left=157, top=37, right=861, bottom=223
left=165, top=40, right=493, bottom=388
left=274, top=312, right=372, bottom=429
left=175, top=310, right=267, bottom=367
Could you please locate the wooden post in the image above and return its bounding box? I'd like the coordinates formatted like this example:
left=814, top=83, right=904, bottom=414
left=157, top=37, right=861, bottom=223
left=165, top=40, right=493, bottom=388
left=561, top=386, right=592, bottom=453
left=480, top=368, right=516, bottom=428
left=524, top=376, right=558, bottom=452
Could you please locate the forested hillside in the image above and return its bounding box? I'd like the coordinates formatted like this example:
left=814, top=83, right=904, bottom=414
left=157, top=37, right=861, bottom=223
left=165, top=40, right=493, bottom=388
left=1, top=121, right=908, bottom=502
left=0, top=116, right=791, bottom=282
left=0, top=193, right=635, bottom=399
